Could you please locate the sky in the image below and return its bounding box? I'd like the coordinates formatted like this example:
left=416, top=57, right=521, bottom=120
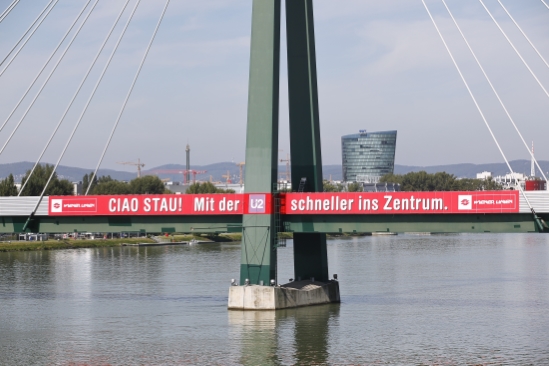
left=0, top=0, right=548, bottom=174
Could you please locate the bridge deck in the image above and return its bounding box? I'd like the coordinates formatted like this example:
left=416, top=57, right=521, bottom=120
left=0, top=192, right=547, bottom=234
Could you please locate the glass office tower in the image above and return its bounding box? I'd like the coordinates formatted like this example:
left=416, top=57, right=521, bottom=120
left=341, top=130, right=397, bottom=182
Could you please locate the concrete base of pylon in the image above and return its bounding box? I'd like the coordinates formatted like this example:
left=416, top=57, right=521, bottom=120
left=228, top=280, right=340, bottom=310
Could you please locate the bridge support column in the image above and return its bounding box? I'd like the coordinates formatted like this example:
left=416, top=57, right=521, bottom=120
left=239, top=0, right=280, bottom=287
left=286, top=0, right=329, bottom=283
left=230, top=0, right=337, bottom=309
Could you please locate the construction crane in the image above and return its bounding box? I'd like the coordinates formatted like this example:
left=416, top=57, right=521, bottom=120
left=236, top=162, right=245, bottom=185
left=222, top=170, right=233, bottom=184
left=117, top=158, right=145, bottom=178
left=147, top=169, right=207, bottom=184
left=280, top=153, right=290, bottom=182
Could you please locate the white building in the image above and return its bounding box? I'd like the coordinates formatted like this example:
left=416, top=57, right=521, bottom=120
left=476, top=171, right=492, bottom=180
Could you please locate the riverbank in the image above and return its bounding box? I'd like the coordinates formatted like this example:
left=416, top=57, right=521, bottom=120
left=0, top=232, right=368, bottom=252
left=0, top=233, right=245, bottom=252
left=0, top=238, right=157, bottom=252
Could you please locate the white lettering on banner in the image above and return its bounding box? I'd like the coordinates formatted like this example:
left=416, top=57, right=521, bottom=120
left=219, top=198, right=241, bottom=212
left=160, top=198, right=168, bottom=212
left=195, top=198, right=205, bottom=211
left=193, top=197, right=215, bottom=212
left=384, top=196, right=392, bottom=210
left=287, top=194, right=449, bottom=213
left=433, top=199, right=444, bottom=210
left=144, top=198, right=151, bottom=212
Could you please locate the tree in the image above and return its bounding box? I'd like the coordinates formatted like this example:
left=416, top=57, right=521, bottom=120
left=186, top=182, right=235, bottom=194
left=0, top=174, right=18, bottom=196
left=456, top=177, right=502, bottom=191
left=92, top=180, right=131, bottom=195
left=346, top=182, right=363, bottom=192
left=130, top=176, right=165, bottom=194
left=323, top=180, right=343, bottom=192
left=379, top=171, right=503, bottom=191
left=82, top=172, right=98, bottom=194
left=19, top=164, right=73, bottom=196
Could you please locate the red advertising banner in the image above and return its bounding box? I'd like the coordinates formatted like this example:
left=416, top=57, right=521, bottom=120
left=48, top=191, right=518, bottom=216
left=282, top=191, right=519, bottom=215
left=48, top=194, right=272, bottom=216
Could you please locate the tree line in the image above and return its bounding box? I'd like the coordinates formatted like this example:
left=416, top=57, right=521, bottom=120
left=378, top=171, right=502, bottom=191
left=0, top=164, right=236, bottom=196
left=0, top=167, right=501, bottom=196
left=322, top=171, right=502, bottom=192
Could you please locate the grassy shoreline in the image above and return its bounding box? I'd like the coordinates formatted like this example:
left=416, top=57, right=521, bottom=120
left=0, top=238, right=156, bottom=252
left=0, top=232, right=365, bottom=252
left=0, top=233, right=245, bottom=252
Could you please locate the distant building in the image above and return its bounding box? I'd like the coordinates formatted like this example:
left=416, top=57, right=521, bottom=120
left=73, top=181, right=82, bottom=196
left=341, top=130, right=397, bottom=183
left=362, top=182, right=401, bottom=192
left=476, top=171, right=492, bottom=180
left=486, top=172, right=525, bottom=190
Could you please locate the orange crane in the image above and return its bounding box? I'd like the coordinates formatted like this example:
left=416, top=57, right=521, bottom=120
left=280, top=153, right=290, bottom=182
left=222, top=170, right=233, bottom=184
left=236, top=162, right=245, bottom=185
left=117, top=158, right=145, bottom=178
left=148, top=169, right=206, bottom=184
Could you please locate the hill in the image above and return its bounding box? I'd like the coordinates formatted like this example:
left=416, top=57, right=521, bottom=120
left=394, top=160, right=548, bottom=178
left=1, top=160, right=546, bottom=183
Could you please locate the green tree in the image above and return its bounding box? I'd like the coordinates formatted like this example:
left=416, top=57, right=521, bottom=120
left=0, top=174, right=18, bottom=196
left=346, top=182, right=363, bottom=192
left=93, top=180, right=131, bottom=195
left=323, top=180, right=343, bottom=192
left=455, top=177, right=502, bottom=191
left=379, top=171, right=502, bottom=191
left=186, top=182, right=235, bottom=194
left=19, top=164, right=73, bottom=196
left=130, top=176, right=165, bottom=194
left=82, top=172, right=98, bottom=194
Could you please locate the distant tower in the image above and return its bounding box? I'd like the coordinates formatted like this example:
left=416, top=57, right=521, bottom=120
left=531, top=141, right=535, bottom=177
left=185, top=144, right=191, bottom=183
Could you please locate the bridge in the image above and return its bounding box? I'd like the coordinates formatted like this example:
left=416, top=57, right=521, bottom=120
left=1, top=190, right=548, bottom=235
left=1, top=1, right=548, bottom=308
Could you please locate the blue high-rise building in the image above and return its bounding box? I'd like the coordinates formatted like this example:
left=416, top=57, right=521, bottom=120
left=341, top=130, right=397, bottom=182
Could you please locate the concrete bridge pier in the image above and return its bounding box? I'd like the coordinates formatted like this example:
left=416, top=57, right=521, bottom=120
left=229, top=0, right=339, bottom=310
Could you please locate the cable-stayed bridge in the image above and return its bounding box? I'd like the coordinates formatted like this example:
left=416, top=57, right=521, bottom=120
left=2, top=1, right=549, bottom=302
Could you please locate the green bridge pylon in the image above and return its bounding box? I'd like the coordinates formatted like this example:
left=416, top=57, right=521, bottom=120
left=240, top=0, right=328, bottom=286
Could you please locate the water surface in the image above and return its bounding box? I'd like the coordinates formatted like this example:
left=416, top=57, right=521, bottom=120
left=1, top=234, right=548, bottom=364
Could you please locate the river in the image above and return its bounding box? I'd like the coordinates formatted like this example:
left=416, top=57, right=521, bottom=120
left=1, top=234, right=548, bottom=365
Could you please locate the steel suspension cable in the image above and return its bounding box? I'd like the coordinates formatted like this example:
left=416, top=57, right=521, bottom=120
left=0, top=0, right=20, bottom=23
left=0, top=0, right=93, bottom=134
left=0, top=0, right=100, bottom=158
left=441, top=0, right=548, bottom=184
left=0, top=0, right=58, bottom=70
left=86, top=0, right=171, bottom=195
left=478, top=0, right=549, bottom=100
left=19, top=0, right=135, bottom=196
left=18, top=0, right=141, bottom=196
left=421, top=0, right=537, bottom=215
left=541, top=0, right=549, bottom=10
left=497, top=0, right=549, bottom=70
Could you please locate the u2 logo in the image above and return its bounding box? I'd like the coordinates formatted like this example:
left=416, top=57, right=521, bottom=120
left=249, top=194, right=266, bottom=213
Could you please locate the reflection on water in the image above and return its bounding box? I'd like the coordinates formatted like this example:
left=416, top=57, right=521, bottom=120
left=229, top=305, right=340, bottom=365
left=0, top=235, right=548, bottom=364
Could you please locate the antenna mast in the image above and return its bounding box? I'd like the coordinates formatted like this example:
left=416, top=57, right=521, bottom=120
left=531, top=141, right=535, bottom=177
